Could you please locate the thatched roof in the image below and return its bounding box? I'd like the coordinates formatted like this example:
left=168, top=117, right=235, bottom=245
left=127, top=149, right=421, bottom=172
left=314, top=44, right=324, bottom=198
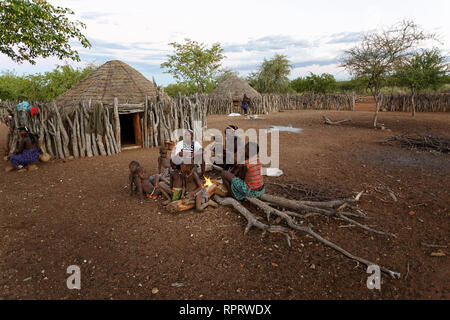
left=54, top=60, right=158, bottom=107
left=209, top=76, right=261, bottom=101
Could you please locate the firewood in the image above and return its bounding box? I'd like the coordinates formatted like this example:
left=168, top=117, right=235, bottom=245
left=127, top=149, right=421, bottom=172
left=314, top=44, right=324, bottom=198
left=247, top=197, right=400, bottom=279
left=214, top=195, right=292, bottom=246
left=166, top=184, right=218, bottom=213
left=323, top=115, right=352, bottom=125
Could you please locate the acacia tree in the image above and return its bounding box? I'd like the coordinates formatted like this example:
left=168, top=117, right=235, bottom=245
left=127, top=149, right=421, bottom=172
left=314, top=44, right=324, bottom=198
left=291, top=73, right=337, bottom=94
left=394, top=48, right=448, bottom=116
left=247, top=54, right=292, bottom=94
left=214, top=68, right=239, bottom=85
left=341, top=20, right=434, bottom=127
left=161, top=38, right=225, bottom=93
left=0, top=0, right=91, bottom=64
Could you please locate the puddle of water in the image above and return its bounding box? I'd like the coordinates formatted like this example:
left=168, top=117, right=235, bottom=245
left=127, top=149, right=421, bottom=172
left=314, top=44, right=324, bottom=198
left=268, top=125, right=303, bottom=133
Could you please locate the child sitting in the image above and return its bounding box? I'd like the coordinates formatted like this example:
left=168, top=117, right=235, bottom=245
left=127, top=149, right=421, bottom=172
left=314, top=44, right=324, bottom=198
left=136, top=166, right=159, bottom=200
left=180, top=162, right=217, bottom=211
left=150, top=147, right=171, bottom=186
left=221, top=142, right=265, bottom=201
left=152, top=158, right=182, bottom=203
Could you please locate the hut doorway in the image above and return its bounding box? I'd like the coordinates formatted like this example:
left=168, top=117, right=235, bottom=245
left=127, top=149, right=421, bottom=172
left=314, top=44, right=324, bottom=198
left=119, top=113, right=142, bottom=149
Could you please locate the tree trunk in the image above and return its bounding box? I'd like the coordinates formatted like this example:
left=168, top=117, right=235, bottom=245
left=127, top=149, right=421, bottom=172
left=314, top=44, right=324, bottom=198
left=373, top=94, right=380, bottom=128
left=411, top=88, right=416, bottom=117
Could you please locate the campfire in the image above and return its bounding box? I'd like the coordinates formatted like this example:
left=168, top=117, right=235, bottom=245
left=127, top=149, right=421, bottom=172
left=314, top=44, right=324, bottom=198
left=203, top=177, right=215, bottom=188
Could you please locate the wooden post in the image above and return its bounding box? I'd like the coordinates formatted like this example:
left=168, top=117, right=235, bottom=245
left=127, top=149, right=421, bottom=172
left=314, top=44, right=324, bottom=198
left=352, top=92, right=356, bottom=111
left=113, top=97, right=121, bottom=151
left=143, top=96, right=148, bottom=148
left=133, top=113, right=142, bottom=147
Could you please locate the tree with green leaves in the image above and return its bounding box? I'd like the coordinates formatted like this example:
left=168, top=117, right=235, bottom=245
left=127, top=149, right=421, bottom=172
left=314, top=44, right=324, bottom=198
left=161, top=38, right=225, bottom=93
left=214, top=68, right=239, bottom=85
left=0, top=64, right=96, bottom=101
left=394, top=48, right=448, bottom=116
left=336, top=76, right=370, bottom=94
left=291, top=73, right=337, bottom=94
left=164, top=82, right=197, bottom=98
left=247, top=54, right=292, bottom=94
left=341, top=20, right=435, bottom=127
left=0, top=0, right=91, bottom=64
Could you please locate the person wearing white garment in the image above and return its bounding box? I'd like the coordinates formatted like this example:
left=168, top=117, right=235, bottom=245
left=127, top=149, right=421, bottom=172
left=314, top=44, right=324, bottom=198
left=173, top=129, right=205, bottom=176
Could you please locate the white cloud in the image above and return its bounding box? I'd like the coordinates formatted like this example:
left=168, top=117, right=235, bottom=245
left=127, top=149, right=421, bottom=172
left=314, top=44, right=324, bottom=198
left=1, top=0, right=448, bottom=85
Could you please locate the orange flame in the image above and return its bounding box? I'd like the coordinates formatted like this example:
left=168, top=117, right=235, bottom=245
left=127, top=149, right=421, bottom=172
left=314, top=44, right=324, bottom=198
left=203, top=177, right=214, bottom=187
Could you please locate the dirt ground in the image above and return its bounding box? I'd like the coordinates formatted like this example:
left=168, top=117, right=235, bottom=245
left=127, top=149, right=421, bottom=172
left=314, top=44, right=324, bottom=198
left=0, top=109, right=449, bottom=300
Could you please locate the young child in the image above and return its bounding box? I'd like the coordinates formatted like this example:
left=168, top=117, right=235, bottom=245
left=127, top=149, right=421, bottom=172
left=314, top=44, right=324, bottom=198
left=180, top=163, right=217, bottom=211
left=221, top=142, right=265, bottom=201
left=128, top=161, right=141, bottom=195
left=157, top=147, right=171, bottom=180
left=136, top=166, right=159, bottom=200
left=152, top=158, right=182, bottom=203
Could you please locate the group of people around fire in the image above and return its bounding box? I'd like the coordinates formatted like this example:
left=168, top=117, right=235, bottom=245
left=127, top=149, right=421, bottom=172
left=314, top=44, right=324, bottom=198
left=128, top=125, right=265, bottom=210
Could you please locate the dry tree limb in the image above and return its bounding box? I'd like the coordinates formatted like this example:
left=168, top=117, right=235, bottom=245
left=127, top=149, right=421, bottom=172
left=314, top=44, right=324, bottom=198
left=247, top=197, right=401, bottom=279
left=261, top=193, right=393, bottom=237
left=421, top=242, right=448, bottom=249
left=261, top=192, right=361, bottom=209
left=259, top=193, right=363, bottom=218
left=382, top=134, right=450, bottom=153
left=323, top=115, right=352, bottom=125
left=336, top=213, right=397, bottom=238
left=214, top=195, right=292, bottom=246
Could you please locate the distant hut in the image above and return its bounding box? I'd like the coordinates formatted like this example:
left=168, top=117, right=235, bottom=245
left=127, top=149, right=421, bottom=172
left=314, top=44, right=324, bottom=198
left=209, top=76, right=261, bottom=113
left=54, top=60, right=160, bottom=148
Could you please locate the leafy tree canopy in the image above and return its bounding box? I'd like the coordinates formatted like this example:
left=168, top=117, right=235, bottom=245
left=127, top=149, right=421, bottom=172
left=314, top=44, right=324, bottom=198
left=0, top=64, right=96, bottom=101
left=247, top=54, right=292, bottom=94
left=214, top=68, right=239, bottom=85
left=291, top=73, right=337, bottom=94
left=394, top=48, right=448, bottom=92
left=161, top=38, right=225, bottom=93
left=0, top=0, right=91, bottom=64
left=340, top=20, right=435, bottom=126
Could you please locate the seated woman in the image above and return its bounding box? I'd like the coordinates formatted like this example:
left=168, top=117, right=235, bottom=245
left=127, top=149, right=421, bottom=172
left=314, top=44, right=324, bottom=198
left=6, top=126, right=40, bottom=172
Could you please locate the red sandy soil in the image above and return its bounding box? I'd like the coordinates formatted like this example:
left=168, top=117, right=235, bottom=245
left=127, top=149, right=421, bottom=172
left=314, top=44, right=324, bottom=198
left=0, top=109, right=449, bottom=300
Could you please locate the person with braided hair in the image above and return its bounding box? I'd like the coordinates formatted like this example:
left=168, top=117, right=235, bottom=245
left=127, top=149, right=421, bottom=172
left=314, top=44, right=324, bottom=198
left=6, top=126, right=40, bottom=172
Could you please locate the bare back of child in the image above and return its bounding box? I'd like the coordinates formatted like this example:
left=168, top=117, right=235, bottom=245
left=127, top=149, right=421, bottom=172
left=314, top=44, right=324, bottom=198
left=181, top=163, right=217, bottom=211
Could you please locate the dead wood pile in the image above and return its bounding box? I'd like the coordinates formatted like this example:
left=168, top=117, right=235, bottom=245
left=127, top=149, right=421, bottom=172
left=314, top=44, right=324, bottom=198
left=383, top=134, right=450, bottom=153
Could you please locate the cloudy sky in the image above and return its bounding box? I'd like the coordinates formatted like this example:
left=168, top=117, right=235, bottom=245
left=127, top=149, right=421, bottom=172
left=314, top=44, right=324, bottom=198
left=1, top=0, right=449, bottom=85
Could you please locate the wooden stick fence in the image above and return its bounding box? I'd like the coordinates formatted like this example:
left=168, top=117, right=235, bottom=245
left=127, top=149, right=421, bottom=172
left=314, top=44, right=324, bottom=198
left=207, top=93, right=356, bottom=115
left=379, top=93, right=450, bottom=113
left=3, top=91, right=208, bottom=160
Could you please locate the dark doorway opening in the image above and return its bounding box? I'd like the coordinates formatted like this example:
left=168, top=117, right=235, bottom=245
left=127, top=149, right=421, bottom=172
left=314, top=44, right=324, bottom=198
left=120, top=114, right=136, bottom=146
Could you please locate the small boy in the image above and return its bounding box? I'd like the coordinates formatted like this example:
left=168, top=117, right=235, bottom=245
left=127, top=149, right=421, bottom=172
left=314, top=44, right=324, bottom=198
left=157, top=147, right=171, bottom=178
left=150, top=147, right=171, bottom=186
left=180, top=163, right=217, bottom=211
left=128, top=161, right=141, bottom=195
left=221, top=142, right=265, bottom=201
left=136, top=166, right=159, bottom=200
left=153, top=158, right=182, bottom=202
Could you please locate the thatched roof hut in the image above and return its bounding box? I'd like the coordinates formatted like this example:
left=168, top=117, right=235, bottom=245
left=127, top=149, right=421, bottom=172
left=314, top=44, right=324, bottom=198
left=209, top=76, right=261, bottom=101
left=54, top=60, right=158, bottom=107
